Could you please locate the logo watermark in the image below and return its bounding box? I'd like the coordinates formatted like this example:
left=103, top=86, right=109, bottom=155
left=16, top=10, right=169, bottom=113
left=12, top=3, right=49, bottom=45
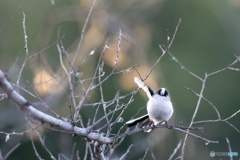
left=210, top=151, right=238, bottom=157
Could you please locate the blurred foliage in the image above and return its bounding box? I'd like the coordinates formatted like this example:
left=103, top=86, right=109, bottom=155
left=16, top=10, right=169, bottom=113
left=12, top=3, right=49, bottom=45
left=0, top=0, right=240, bottom=159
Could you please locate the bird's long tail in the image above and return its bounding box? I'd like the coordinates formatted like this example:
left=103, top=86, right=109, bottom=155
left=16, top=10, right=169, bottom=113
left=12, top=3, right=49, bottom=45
left=134, top=77, right=153, bottom=98
left=125, top=114, right=149, bottom=127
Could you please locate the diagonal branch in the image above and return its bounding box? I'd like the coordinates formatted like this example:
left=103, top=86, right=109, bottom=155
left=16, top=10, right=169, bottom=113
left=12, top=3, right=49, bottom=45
left=180, top=73, right=207, bottom=159
left=114, top=124, right=218, bottom=145
left=144, top=18, right=181, bottom=81
left=72, top=0, right=97, bottom=65
left=0, top=69, right=112, bottom=144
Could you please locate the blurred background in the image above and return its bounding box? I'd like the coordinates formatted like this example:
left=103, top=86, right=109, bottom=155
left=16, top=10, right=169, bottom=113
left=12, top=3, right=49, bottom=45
left=0, top=0, right=240, bottom=159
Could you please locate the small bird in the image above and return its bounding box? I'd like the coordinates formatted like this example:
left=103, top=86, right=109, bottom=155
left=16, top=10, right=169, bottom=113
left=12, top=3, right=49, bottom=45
left=125, top=77, right=174, bottom=132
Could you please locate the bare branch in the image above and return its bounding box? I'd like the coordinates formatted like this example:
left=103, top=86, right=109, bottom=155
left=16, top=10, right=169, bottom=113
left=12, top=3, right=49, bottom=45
left=0, top=6, right=21, bottom=34
left=83, top=142, right=90, bottom=160
left=119, top=144, right=133, bottom=160
left=17, top=12, right=29, bottom=89
left=22, top=12, right=28, bottom=56
left=144, top=18, right=181, bottom=81
left=141, top=148, right=149, bottom=160
left=168, top=140, right=182, bottom=160
left=168, top=51, right=203, bottom=81
left=180, top=74, right=207, bottom=159
left=16, top=14, right=58, bottom=91
left=113, top=29, right=122, bottom=71
left=171, top=54, right=240, bottom=159
left=228, top=67, right=240, bottom=71
left=70, top=143, right=76, bottom=160
left=34, top=129, right=56, bottom=160
left=1, top=6, right=239, bottom=159
left=151, top=151, right=157, bottom=160
left=72, top=0, right=97, bottom=65
left=226, top=137, right=233, bottom=160
left=3, top=143, right=21, bottom=160
left=184, top=86, right=221, bottom=119
left=0, top=124, right=41, bottom=138
left=98, top=53, right=110, bottom=131
left=94, top=141, right=106, bottom=160
left=224, top=109, right=240, bottom=121
left=30, top=133, right=43, bottom=160
left=0, top=93, right=7, bottom=102
left=76, top=150, right=81, bottom=160
left=115, top=124, right=218, bottom=145
left=57, top=40, right=77, bottom=118
left=193, top=119, right=240, bottom=134
left=0, top=69, right=112, bottom=144
left=0, top=150, right=2, bottom=160
left=207, top=55, right=240, bottom=77
left=74, top=40, right=109, bottom=123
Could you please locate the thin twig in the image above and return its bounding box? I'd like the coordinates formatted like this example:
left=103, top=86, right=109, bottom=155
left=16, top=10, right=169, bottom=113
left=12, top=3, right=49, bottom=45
left=0, top=124, right=42, bottom=136
left=3, top=143, right=21, bottom=160
left=180, top=74, right=207, bottom=160
left=207, top=55, right=240, bottom=77
left=224, top=109, right=240, bottom=121
left=22, top=12, right=28, bottom=56
left=151, top=151, right=157, bottom=160
left=98, top=56, right=110, bottom=130
left=0, top=93, right=7, bottom=102
left=119, top=144, right=133, bottom=160
left=141, top=148, right=149, bottom=160
left=74, top=40, right=109, bottom=123
left=29, top=133, right=43, bottom=160
left=57, top=40, right=77, bottom=122
left=168, top=140, right=182, bottom=160
left=16, top=25, right=58, bottom=92
left=70, top=143, right=76, bottom=160
left=17, top=12, right=29, bottom=90
left=72, top=0, right=97, bottom=65
left=83, top=142, right=89, bottom=160
left=226, top=137, right=233, bottom=160
left=144, top=18, right=181, bottom=81
left=76, top=150, right=80, bottom=160
left=111, top=91, right=135, bottom=127
left=184, top=86, right=221, bottom=119
left=0, top=6, right=21, bottom=34
left=34, top=129, right=56, bottom=160
left=176, top=55, right=240, bottom=159
left=168, top=51, right=203, bottom=81
left=113, top=29, right=122, bottom=71
left=193, top=119, right=240, bottom=134
left=115, top=124, right=218, bottom=145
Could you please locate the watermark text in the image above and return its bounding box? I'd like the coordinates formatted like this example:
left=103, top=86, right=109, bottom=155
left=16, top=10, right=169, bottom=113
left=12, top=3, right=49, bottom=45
left=210, top=151, right=238, bottom=157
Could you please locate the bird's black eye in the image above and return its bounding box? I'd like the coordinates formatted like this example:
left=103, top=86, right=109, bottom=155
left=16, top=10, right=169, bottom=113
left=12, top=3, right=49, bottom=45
left=157, top=88, right=169, bottom=97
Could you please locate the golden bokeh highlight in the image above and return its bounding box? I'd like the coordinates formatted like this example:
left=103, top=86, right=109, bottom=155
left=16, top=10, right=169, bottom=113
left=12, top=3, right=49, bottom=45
left=26, top=124, right=44, bottom=141
left=33, top=69, right=64, bottom=96
left=103, top=35, right=131, bottom=69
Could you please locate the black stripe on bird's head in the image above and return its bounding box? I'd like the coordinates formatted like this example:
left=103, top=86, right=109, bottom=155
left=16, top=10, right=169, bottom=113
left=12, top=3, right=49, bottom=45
left=156, top=88, right=169, bottom=97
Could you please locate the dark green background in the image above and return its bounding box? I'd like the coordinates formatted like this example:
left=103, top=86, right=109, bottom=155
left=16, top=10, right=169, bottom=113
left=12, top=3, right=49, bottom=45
left=0, top=0, right=239, bottom=159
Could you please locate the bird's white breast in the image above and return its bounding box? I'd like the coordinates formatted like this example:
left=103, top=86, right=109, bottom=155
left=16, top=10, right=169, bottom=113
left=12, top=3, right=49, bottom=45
left=147, top=94, right=173, bottom=125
